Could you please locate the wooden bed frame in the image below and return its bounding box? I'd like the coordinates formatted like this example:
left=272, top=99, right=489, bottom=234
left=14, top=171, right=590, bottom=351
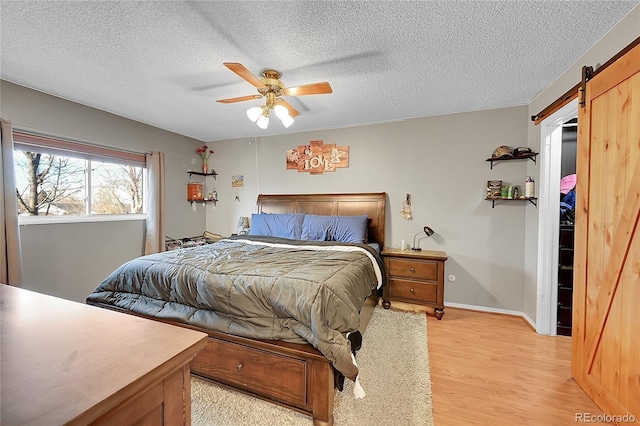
left=91, top=192, right=386, bottom=426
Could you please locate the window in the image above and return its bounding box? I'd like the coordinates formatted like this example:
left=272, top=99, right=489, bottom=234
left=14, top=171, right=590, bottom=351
left=13, top=131, right=146, bottom=218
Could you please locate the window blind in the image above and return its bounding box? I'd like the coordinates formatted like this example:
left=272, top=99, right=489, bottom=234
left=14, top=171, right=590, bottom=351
left=13, top=131, right=146, bottom=168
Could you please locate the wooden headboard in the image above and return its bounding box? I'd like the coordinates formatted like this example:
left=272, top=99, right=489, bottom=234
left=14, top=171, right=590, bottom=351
left=256, top=192, right=387, bottom=249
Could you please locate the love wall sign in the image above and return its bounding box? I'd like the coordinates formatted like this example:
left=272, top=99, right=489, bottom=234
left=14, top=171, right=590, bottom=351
left=285, top=140, right=349, bottom=174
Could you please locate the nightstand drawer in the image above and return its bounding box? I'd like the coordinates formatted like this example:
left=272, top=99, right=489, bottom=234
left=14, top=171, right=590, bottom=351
left=387, top=258, right=438, bottom=281
left=388, top=278, right=437, bottom=303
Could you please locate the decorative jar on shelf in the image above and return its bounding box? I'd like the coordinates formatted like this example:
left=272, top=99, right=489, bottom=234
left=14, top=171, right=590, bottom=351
left=525, top=176, right=535, bottom=197
left=202, top=160, right=208, bottom=174
left=187, top=181, right=203, bottom=201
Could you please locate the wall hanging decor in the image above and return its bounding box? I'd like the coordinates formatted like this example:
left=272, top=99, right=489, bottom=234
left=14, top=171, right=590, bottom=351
left=286, top=140, right=349, bottom=175
left=232, top=175, right=244, bottom=187
left=401, top=194, right=412, bottom=220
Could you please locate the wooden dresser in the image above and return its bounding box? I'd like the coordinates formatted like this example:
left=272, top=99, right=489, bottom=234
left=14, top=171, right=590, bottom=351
left=381, top=248, right=448, bottom=319
left=0, top=284, right=207, bottom=425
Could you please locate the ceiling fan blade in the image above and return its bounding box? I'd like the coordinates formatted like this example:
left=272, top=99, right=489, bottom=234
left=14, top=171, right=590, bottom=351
left=223, top=62, right=267, bottom=89
left=276, top=99, right=300, bottom=117
left=283, top=82, right=333, bottom=97
left=216, top=94, right=263, bottom=104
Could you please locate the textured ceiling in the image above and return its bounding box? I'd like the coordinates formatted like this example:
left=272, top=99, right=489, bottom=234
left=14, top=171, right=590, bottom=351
left=1, top=1, right=638, bottom=142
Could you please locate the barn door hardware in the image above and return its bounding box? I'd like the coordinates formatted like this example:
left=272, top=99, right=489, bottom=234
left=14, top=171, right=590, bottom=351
left=579, top=65, right=594, bottom=108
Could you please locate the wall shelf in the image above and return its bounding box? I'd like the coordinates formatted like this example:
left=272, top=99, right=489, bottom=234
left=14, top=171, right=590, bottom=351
left=486, top=153, right=538, bottom=169
left=486, top=197, right=537, bottom=208
left=187, top=170, right=217, bottom=180
left=188, top=198, right=218, bottom=206
left=187, top=171, right=218, bottom=205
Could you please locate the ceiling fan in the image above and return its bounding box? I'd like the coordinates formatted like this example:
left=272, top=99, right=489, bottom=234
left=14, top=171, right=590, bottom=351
left=216, top=62, right=333, bottom=129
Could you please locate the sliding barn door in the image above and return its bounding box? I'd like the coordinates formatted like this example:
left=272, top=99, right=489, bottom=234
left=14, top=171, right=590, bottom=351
left=573, top=42, right=640, bottom=422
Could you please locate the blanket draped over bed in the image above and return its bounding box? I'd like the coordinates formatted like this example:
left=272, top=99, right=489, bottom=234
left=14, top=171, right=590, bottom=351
left=86, top=236, right=384, bottom=379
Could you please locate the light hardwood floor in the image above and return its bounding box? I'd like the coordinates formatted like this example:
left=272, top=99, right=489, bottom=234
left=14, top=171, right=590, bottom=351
left=423, top=307, right=612, bottom=426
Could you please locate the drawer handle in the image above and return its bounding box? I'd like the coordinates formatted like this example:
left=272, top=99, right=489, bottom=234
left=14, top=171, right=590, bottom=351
left=236, top=362, right=243, bottom=372
left=410, top=267, right=415, bottom=273
left=410, top=288, right=415, bottom=294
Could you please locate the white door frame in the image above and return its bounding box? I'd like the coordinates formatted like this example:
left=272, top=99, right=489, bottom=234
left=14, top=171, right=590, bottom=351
left=536, top=99, right=578, bottom=335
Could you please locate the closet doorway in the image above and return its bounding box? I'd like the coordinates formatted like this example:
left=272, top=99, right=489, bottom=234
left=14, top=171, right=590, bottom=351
left=557, top=119, right=577, bottom=336
left=536, top=99, right=578, bottom=336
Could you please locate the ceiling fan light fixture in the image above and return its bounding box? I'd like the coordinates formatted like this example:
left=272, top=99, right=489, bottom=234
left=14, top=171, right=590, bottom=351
left=256, top=114, right=269, bottom=129
left=246, top=106, right=263, bottom=122
left=280, top=114, right=294, bottom=128
left=219, top=62, right=331, bottom=130
left=273, top=104, right=289, bottom=120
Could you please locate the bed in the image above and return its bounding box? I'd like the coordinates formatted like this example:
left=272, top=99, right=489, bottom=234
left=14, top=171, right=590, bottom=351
left=86, top=192, right=387, bottom=425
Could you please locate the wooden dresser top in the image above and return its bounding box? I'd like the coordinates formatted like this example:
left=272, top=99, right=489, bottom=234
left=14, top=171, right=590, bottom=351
left=0, top=284, right=207, bottom=426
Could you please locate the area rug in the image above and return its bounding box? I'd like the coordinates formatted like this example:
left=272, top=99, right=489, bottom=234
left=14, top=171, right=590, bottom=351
left=191, top=306, right=434, bottom=426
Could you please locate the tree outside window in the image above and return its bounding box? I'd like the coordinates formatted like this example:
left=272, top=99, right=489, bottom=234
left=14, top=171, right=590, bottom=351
left=14, top=150, right=144, bottom=216
left=91, top=163, right=143, bottom=214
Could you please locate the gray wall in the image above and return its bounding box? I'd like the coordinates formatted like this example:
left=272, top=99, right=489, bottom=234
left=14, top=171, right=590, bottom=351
left=207, top=106, right=532, bottom=312
left=0, top=80, right=206, bottom=302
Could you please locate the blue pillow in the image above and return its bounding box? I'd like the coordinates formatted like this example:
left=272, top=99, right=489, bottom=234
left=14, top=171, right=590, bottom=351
left=331, top=215, right=368, bottom=243
left=249, top=213, right=304, bottom=240
left=301, top=214, right=334, bottom=241
left=300, top=214, right=369, bottom=243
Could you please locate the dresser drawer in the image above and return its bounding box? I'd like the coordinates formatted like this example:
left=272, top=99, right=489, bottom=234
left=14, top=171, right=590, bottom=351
left=388, top=278, right=438, bottom=303
left=558, top=286, right=573, bottom=308
left=557, top=306, right=572, bottom=326
left=387, top=257, right=438, bottom=281
left=192, top=337, right=308, bottom=408
left=558, top=266, right=574, bottom=288
left=559, top=247, right=574, bottom=267
left=559, top=226, right=575, bottom=248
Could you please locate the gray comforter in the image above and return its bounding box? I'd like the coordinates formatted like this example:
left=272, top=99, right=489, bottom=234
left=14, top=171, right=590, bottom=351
left=86, top=236, right=384, bottom=379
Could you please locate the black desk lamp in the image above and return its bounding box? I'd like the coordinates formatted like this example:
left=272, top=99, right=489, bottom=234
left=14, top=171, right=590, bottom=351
left=412, top=226, right=435, bottom=251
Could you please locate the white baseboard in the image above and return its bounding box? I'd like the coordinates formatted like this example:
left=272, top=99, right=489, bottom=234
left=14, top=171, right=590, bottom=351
left=445, top=302, right=537, bottom=331
left=521, top=312, right=536, bottom=331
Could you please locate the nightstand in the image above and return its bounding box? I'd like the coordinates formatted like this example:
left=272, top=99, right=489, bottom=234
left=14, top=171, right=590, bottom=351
left=381, top=248, right=448, bottom=319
